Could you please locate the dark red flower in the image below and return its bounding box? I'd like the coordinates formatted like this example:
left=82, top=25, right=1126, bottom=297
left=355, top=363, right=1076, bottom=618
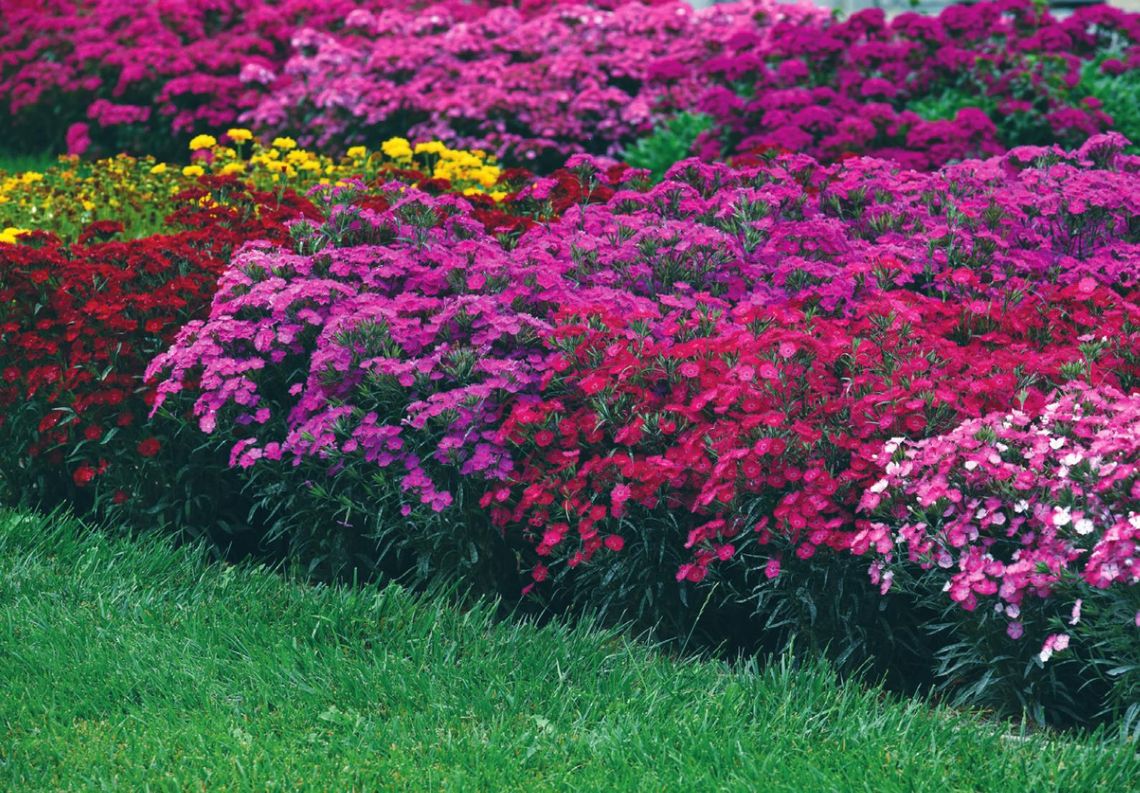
left=136, top=437, right=161, bottom=458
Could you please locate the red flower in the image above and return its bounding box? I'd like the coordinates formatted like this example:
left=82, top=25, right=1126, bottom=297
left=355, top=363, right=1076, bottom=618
left=136, top=437, right=162, bottom=457
left=72, top=465, right=97, bottom=487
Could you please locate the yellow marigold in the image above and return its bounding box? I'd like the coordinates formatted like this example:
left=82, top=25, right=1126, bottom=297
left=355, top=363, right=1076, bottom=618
left=226, top=128, right=253, bottom=143
left=413, top=141, right=446, bottom=156
left=189, top=134, right=217, bottom=151
left=490, top=190, right=507, bottom=202
left=221, top=162, right=246, bottom=175
left=0, top=227, right=29, bottom=245
left=381, top=137, right=414, bottom=159
left=150, top=162, right=168, bottom=175
left=272, top=137, right=297, bottom=150
left=475, top=167, right=501, bottom=187
left=347, top=146, right=368, bottom=159
left=182, top=165, right=205, bottom=178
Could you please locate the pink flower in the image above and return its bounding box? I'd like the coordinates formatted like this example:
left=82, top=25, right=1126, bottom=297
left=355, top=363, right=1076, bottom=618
left=764, top=557, right=781, bottom=580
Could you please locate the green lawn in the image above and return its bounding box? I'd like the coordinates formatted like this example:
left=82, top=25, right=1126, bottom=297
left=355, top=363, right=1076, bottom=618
left=0, top=508, right=1136, bottom=791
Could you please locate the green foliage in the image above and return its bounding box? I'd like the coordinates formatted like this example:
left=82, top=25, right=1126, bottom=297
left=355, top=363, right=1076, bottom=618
left=623, top=113, right=713, bottom=182
left=1081, top=60, right=1140, bottom=151
left=2, top=507, right=1139, bottom=790
left=0, top=150, right=55, bottom=174
left=909, top=86, right=996, bottom=124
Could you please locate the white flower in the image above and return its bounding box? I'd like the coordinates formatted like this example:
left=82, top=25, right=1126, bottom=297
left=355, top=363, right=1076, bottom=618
left=1039, top=646, right=1054, bottom=663
left=1052, top=506, right=1072, bottom=526
left=1014, top=499, right=1029, bottom=514
left=1074, top=518, right=1094, bottom=535
left=1049, top=437, right=1065, bottom=450
left=964, top=460, right=979, bottom=471
left=869, top=478, right=889, bottom=494
left=1061, top=452, right=1083, bottom=467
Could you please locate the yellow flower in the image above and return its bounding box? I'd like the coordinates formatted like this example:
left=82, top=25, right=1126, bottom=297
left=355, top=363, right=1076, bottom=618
left=0, top=227, right=29, bottom=245
left=381, top=137, right=414, bottom=159
left=226, top=128, right=253, bottom=143
left=150, top=163, right=168, bottom=175
left=347, top=146, right=368, bottom=159
left=189, top=134, right=217, bottom=151
left=182, top=165, right=205, bottom=178
left=221, top=162, right=246, bottom=175
left=490, top=190, right=507, bottom=202
left=413, top=141, right=446, bottom=156
left=272, top=136, right=297, bottom=150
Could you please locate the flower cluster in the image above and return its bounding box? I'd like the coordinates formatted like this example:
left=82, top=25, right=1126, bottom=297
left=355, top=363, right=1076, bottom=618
left=247, top=0, right=1140, bottom=169
left=0, top=0, right=530, bottom=157
left=0, top=176, right=319, bottom=504
left=241, top=0, right=821, bottom=167
left=148, top=137, right=1140, bottom=592
left=0, top=132, right=515, bottom=240
left=865, top=382, right=1139, bottom=649
left=8, top=1, right=1138, bottom=170
left=696, top=1, right=1140, bottom=168
left=144, top=161, right=644, bottom=517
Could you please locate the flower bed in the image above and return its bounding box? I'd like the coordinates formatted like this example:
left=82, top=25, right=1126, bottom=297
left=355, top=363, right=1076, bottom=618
left=133, top=135, right=1140, bottom=722
left=3, top=0, right=1140, bottom=732
left=0, top=131, right=514, bottom=240
left=8, top=0, right=1139, bottom=169
left=216, top=0, right=1140, bottom=168
left=0, top=134, right=535, bottom=520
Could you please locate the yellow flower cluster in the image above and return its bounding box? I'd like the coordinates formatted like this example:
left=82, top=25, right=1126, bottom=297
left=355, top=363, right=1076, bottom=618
left=0, top=226, right=29, bottom=245
left=0, top=132, right=510, bottom=241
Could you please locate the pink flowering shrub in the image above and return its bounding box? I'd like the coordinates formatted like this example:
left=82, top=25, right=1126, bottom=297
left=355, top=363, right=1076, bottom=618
left=7, top=0, right=1139, bottom=169
left=697, top=0, right=1140, bottom=169
left=863, top=383, right=1139, bottom=722
left=241, top=0, right=820, bottom=168
left=0, top=0, right=577, bottom=157
left=246, top=0, right=1140, bottom=169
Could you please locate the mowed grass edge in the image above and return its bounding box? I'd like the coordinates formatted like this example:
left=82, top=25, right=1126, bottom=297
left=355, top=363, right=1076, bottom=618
left=0, top=508, right=1136, bottom=792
